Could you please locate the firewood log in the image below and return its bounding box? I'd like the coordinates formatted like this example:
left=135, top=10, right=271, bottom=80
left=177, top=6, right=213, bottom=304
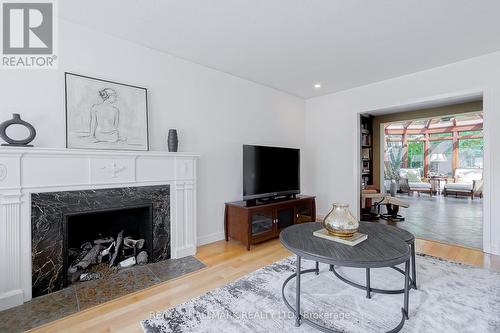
left=93, top=237, right=114, bottom=245
left=68, top=248, right=80, bottom=260
left=123, top=237, right=145, bottom=250
left=99, top=241, right=115, bottom=259
left=109, top=230, right=124, bottom=267
left=136, top=251, right=148, bottom=265
left=67, top=268, right=83, bottom=283
left=70, top=248, right=89, bottom=268
left=118, top=256, right=136, bottom=268
left=75, top=244, right=103, bottom=270
left=79, top=272, right=101, bottom=282
left=80, top=242, right=93, bottom=251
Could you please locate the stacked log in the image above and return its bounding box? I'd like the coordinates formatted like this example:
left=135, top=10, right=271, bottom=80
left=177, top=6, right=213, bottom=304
left=67, top=230, right=148, bottom=283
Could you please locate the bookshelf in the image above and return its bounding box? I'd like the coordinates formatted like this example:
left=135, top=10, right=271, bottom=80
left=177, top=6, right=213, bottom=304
left=360, top=115, right=373, bottom=188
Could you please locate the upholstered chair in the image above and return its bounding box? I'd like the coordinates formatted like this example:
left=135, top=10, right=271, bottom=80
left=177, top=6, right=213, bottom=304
left=443, top=168, right=483, bottom=199
left=399, top=168, right=432, bottom=196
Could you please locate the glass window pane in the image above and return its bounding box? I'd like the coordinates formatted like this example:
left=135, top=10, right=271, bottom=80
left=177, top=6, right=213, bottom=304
left=429, top=132, right=452, bottom=139
left=455, top=113, right=482, bottom=122
left=386, top=134, right=403, bottom=141
left=407, top=134, right=424, bottom=140
left=429, top=140, right=453, bottom=176
left=459, top=138, right=483, bottom=168
left=429, top=117, right=453, bottom=128
left=459, top=130, right=482, bottom=136
left=384, top=135, right=403, bottom=180
left=386, top=122, right=405, bottom=130
left=407, top=141, right=424, bottom=169
left=455, top=113, right=483, bottom=126
left=407, top=119, right=427, bottom=129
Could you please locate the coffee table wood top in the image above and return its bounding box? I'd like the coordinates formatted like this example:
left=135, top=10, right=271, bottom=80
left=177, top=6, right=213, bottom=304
left=280, top=222, right=411, bottom=268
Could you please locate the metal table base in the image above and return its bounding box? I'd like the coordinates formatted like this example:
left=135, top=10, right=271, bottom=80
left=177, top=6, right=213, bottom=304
left=330, top=240, right=418, bottom=297
left=282, top=256, right=411, bottom=333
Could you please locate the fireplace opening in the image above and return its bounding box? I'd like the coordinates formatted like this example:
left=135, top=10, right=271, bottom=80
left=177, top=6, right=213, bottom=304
left=63, top=204, right=153, bottom=286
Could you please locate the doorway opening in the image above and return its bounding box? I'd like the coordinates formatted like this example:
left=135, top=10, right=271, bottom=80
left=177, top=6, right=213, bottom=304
left=360, top=101, right=484, bottom=249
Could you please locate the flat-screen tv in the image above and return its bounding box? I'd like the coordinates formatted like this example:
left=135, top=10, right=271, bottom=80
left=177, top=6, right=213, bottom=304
left=243, top=145, right=300, bottom=201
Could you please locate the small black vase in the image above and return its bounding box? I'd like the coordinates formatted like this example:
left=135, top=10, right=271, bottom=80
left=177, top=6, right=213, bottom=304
left=167, top=129, right=178, bottom=152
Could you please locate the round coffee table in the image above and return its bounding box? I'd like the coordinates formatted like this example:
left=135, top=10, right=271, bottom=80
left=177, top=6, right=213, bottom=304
left=280, top=222, right=412, bottom=333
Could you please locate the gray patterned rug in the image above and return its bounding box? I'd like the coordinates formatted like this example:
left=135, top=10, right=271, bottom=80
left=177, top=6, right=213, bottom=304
left=141, top=254, right=500, bottom=332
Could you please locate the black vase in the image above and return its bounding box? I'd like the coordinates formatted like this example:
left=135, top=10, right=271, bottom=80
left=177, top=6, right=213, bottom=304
left=167, top=129, right=178, bottom=152
left=0, top=113, right=36, bottom=147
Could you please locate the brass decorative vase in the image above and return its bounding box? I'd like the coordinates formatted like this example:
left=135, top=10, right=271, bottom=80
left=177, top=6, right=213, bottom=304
left=323, top=203, right=359, bottom=237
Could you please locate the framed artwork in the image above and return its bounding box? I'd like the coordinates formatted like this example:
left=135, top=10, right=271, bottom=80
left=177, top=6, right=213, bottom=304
left=65, top=72, right=149, bottom=151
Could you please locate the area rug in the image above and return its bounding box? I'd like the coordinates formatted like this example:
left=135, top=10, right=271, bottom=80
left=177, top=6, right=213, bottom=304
left=141, top=254, right=500, bottom=333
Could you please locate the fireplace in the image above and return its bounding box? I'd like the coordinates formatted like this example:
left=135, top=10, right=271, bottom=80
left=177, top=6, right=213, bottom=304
left=0, top=148, right=197, bottom=311
left=63, top=204, right=153, bottom=286
left=31, top=185, right=170, bottom=298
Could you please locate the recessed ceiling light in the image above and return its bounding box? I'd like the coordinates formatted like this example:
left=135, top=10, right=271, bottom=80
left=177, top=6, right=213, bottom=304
left=314, top=83, right=322, bottom=89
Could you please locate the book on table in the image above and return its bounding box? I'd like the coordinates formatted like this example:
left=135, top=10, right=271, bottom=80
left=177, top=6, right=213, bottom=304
left=313, top=228, right=368, bottom=246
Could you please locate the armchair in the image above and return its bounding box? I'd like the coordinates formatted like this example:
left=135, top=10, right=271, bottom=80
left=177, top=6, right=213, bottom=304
left=399, top=168, right=432, bottom=197
left=443, top=168, right=483, bottom=199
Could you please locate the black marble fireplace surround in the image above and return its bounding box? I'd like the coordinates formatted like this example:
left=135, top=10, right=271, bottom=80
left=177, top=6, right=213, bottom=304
left=31, top=185, right=170, bottom=298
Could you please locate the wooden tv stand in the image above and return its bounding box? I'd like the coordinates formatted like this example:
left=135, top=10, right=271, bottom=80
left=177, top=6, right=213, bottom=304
left=224, top=195, right=316, bottom=250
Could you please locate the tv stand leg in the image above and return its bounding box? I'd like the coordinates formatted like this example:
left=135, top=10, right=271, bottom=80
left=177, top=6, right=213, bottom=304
left=224, top=205, right=229, bottom=241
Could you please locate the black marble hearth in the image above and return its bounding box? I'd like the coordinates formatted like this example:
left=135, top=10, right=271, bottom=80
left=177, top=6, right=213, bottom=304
left=31, top=185, right=170, bottom=298
left=0, top=256, right=206, bottom=333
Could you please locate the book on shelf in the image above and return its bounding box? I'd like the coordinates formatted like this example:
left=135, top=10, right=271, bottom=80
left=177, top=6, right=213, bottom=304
left=361, top=134, right=371, bottom=146
left=313, top=229, right=368, bottom=246
left=362, top=161, right=370, bottom=172
left=362, top=148, right=371, bottom=160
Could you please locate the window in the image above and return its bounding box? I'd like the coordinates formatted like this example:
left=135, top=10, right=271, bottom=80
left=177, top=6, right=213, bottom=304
left=384, top=135, right=403, bottom=180
left=429, top=140, right=453, bottom=176
left=407, top=141, right=424, bottom=169
left=459, top=130, right=482, bottom=136
left=382, top=113, right=483, bottom=181
left=385, top=134, right=403, bottom=141
left=407, top=134, right=424, bottom=140
left=429, top=132, right=452, bottom=139
left=459, top=138, right=483, bottom=168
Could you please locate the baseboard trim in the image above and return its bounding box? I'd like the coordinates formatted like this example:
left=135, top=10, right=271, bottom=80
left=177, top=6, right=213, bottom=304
left=197, top=231, right=225, bottom=246
left=491, top=244, right=500, bottom=256
left=0, top=289, right=24, bottom=311
left=174, top=246, right=197, bottom=258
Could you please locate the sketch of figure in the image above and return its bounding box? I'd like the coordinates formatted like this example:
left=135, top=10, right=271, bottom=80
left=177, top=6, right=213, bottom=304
left=65, top=73, right=149, bottom=151
left=90, top=88, right=120, bottom=142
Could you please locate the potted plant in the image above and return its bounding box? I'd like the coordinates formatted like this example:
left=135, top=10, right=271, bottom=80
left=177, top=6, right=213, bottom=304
left=384, top=148, right=403, bottom=196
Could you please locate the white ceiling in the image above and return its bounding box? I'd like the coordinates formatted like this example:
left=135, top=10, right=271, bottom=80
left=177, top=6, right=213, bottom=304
left=59, top=0, right=500, bottom=98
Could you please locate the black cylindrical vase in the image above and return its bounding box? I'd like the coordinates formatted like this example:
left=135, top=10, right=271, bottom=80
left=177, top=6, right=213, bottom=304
left=168, top=129, right=178, bottom=152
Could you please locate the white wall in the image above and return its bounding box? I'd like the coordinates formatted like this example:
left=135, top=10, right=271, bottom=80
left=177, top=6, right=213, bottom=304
left=304, top=51, right=500, bottom=255
left=0, top=20, right=305, bottom=245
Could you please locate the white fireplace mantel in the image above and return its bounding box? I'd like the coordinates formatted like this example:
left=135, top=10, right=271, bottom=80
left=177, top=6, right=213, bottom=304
left=0, top=147, right=198, bottom=311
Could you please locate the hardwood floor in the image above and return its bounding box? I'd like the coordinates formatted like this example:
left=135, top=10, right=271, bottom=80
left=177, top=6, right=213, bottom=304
left=29, top=238, right=500, bottom=333
left=395, top=194, right=483, bottom=249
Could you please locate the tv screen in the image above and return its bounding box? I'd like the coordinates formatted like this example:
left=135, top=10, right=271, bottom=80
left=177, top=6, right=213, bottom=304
left=243, top=145, right=300, bottom=200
